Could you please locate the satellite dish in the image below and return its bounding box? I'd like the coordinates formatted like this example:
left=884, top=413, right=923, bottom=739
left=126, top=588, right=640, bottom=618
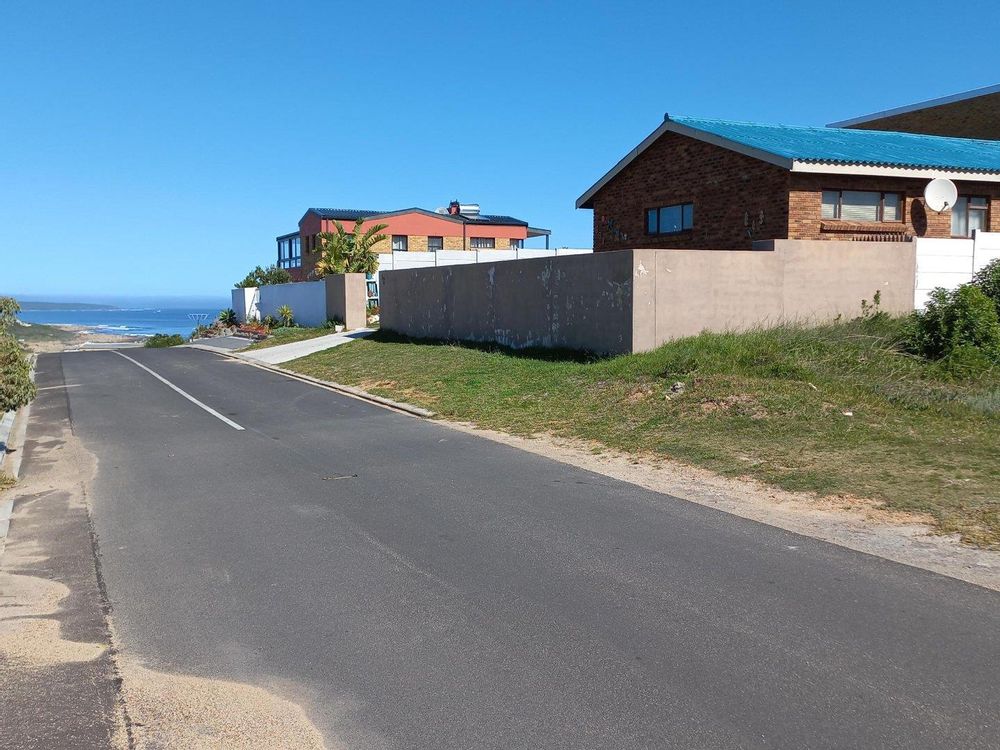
left=924, top=178, right=958, bottom=212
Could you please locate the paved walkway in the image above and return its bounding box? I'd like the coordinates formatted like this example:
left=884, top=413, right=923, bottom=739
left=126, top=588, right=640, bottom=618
left=236, top=329, right=374, bottom=364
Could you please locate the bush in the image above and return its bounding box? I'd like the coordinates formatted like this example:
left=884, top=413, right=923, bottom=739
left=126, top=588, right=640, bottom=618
left=0, top=334, right=35, bottom=413
left=261, top=315, right=279, bottom=329
left=972, top=257, right=1000, bottom=316
left=145, top=333, right=185, bottom=348
left=0, top=297, right=36, bottom=413
left=906, top=285, right=1000, bottom=363
left=235, top=265, right=291, bottom=289
left=218, top=308, right=238, bottom=326
left=277, top=305, right=295, bottom=327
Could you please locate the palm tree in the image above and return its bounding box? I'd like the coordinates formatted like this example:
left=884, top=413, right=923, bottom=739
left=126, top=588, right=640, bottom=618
left=313, top=219, right=388, bottom=277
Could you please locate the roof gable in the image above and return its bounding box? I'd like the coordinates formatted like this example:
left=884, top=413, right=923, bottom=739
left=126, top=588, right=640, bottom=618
left=577, top=115, right=1000, bottom=209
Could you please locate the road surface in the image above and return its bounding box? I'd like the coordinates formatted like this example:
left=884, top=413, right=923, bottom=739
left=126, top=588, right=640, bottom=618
left=18, top=347, right=1000, bottom=748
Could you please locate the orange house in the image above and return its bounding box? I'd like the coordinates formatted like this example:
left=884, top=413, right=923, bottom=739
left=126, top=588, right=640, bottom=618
left=278, top=200, right=551, bottom=280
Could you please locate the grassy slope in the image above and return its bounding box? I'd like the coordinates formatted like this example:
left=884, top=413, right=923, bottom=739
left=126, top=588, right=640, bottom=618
left=286, top=318, right=1000, bottom=547
left=11, top=320, right=76, bottom=344
left=244, top=327, right=335, bottom=351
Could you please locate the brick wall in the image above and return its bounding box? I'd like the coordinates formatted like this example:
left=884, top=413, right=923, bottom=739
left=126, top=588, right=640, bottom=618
left=843, top=92, right=1000, bottom=140
left=789, top=173, right=1000, bottom=240
left=588, top=131, right=791, bottom=251
left=585, top=129, right=1000, bottom=249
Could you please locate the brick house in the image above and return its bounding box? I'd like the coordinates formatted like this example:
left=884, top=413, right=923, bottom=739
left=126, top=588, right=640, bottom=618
left=278, top=201, right=550, bottom=280
left=830, top=83, right=1000, bottom=140
left=576, top=115, right=1000, bottom=252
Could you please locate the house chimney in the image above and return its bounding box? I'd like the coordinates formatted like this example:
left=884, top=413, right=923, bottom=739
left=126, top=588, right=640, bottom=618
left=448, top=200, right=460, bottom=215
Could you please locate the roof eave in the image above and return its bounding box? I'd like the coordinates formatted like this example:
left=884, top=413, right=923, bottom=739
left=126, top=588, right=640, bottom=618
left=576, top=119, right=793, bottom=209
left=790, top=160, right=1000, bottom=182
left=828, top=83, right=1000, bottom=128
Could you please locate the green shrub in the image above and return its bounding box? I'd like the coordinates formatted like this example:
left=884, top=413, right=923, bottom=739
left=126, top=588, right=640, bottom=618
left=145, top=333, right=185, bottom=348
left=261, top=315, right=279, bottom=329
left=235, top=265, right=291, bottom=289
left=277, top=305, right=295, bottom=327
left=218, top=308, right=238, bottom=326
left=905, top=285, right=1000, bottom=362
left=972, top=257, right=1000, bottom=316
left=0, top=334, right=35, bottom=413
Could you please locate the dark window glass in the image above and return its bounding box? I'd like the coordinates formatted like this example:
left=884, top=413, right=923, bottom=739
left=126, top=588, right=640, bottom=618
left=646, top=202, right=694, bottom=234
left=427, top=236, right=444, bottom=251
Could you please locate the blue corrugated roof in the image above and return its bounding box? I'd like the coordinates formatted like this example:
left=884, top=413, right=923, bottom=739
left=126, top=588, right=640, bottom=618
left=671, top=116, right=1000, bottom=173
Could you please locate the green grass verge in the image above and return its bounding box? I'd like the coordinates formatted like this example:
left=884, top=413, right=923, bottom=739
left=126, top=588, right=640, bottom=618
left=285, top=317, right=1000, bottom=547
left=11, top=320, right=76, bottom=345
left=245, top=327, right=337, bottom=350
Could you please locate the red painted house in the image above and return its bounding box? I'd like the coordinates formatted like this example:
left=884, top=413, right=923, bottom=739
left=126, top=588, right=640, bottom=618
left=278, top=201, right=550, bottom=280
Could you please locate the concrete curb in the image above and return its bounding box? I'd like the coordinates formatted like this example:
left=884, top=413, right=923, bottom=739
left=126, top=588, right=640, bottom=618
left=196, top=347, right=437, bottom=419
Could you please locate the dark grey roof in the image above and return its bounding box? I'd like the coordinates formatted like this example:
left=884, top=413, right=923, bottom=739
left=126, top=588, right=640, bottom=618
left=307, top=208, right=387, bottom=220
left=306, top=207, right=529, bottom=226
left=461, top=213, right=529, bottom=226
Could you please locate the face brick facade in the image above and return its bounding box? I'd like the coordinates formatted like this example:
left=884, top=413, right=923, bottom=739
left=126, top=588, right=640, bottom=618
left=585, top=130, right=1000, bottom=252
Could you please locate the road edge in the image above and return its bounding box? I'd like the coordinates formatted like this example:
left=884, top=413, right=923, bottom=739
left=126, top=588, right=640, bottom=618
left=188, top=345, right=1000, bottom=592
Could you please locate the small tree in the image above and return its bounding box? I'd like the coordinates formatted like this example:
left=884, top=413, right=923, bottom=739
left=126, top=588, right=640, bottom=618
left=235, top=264, right=291, bottom=288
left=972, top=257, right=1000, bottom=317
left=0, top=296, right=36, bottom=413
left=218, top=308, right=238, bottom=326
left=277, top=304, right=295, bottom=327
left=313, top=219, right=387, bottom=277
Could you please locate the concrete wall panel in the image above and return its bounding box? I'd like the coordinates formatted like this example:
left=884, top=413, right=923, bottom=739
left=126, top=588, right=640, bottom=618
left=258, top=280, right=328, bottom=327
left=381, top=252, right=635, bottom=354
left=381, top=242, right=919, bottom=355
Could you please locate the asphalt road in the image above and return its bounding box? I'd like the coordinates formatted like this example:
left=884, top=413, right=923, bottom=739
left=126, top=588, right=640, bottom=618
left=37, top=347, right=1000, bottom=749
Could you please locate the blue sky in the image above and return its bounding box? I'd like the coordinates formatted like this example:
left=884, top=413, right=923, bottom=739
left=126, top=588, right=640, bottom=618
left=3, top=0, right=1000, bottom=298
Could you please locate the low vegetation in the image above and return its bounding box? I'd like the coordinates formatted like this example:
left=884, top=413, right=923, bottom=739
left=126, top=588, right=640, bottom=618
left=0, top=297, right=37, bottom=413
left=234, top=264, right=291, bottom=289
left=144, top=333, right=185, bottom=348
left=286, top=313, right=1000, bottom=547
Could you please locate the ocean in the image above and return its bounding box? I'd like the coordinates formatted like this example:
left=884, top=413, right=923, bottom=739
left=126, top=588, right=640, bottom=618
left=17, top=306, right=227, bottom=339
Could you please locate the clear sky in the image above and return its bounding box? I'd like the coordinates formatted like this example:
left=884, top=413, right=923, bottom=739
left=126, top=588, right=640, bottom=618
left=4, top=0, right=1000, bottom=298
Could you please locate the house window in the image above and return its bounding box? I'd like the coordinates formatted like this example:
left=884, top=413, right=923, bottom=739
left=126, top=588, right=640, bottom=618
left=471, top=237, right=495, bottom=249
left=427, top=236, right=444, bottom=252
left=821, top=190, right=902, bottom=222
left=509, top=239, right=524, bottom=249
left=645, top=203, right=694, bottom=234
left=391, top=235, right=408, bottom=251
left=277, top=236, right=302, bottom=269
left=951, top=196, right=989, bottom=237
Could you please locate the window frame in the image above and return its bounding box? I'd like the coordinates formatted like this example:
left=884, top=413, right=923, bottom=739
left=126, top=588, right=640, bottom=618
left=645, top=202, right=695, bottom=235
left=427, top=235, right=444, bottom=252
left=391, top=235, right=408, bottom=252
left=951, top=195, right=989, bottom=238
left=821, top=189, right=904, bottom=223
left=470, top=237, right=495, bottom=249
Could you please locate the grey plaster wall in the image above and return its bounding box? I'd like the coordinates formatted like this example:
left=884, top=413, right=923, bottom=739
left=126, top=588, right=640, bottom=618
left=380, top=242, right=917, bottom=355
left=380, top=252, right=636, bottom=354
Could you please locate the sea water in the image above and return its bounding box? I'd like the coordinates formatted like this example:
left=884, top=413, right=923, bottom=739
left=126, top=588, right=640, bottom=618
left=17, top=305, right=227, bottom=339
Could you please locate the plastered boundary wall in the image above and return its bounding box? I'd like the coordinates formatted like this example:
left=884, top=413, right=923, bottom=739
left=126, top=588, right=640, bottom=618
left=251, top=275, right=367, bottom=328
left=635, top=240, right=916, bottom=350
left=380, top=241, right=916, bottom=355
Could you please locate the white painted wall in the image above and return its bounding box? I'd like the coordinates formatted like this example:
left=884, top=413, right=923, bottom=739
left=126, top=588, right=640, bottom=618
left=231, top=287, right=260, bottom=323
left=258, top=280, right=328, bottom=327
left=914, top=231, right=1000, bottom=307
